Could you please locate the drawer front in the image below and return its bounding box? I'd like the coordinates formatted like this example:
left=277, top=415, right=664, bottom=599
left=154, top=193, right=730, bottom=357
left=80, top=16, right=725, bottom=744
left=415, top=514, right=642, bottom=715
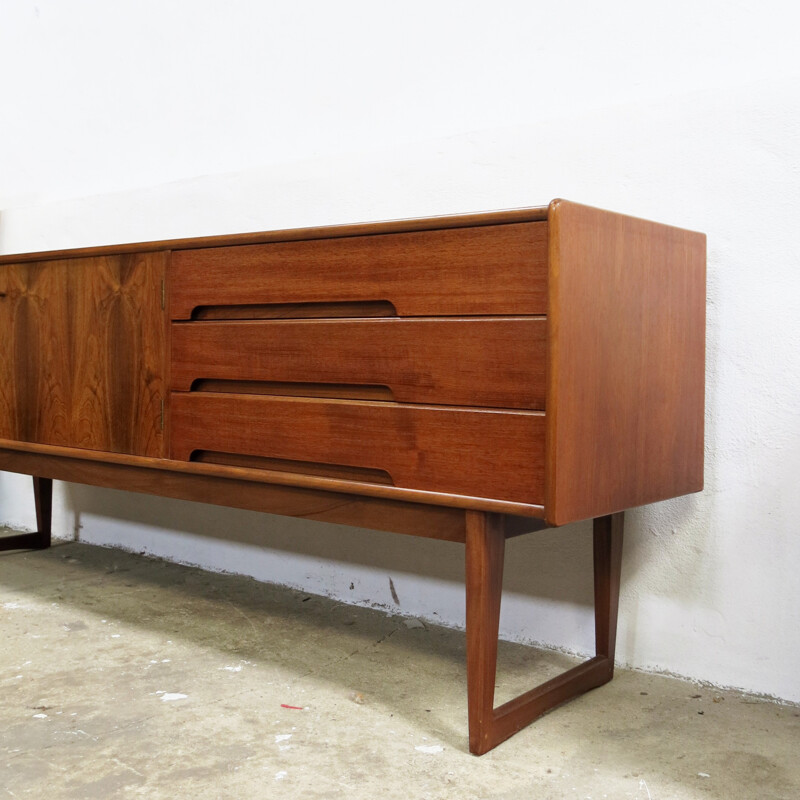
left=171, top=318, right=546, bottom=409
left=170, top=393, right=544, bottom=504
left=170, top=222, right=547, bottom=319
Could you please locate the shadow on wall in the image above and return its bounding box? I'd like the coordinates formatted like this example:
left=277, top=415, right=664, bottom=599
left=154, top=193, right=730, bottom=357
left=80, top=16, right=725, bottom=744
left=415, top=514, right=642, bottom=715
left=61, top=481, right=602, bottom=609
left=3, top=468, right=710, bottom=662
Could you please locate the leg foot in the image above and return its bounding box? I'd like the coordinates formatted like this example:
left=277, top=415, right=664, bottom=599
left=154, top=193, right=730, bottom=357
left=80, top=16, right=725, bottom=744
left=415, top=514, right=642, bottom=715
left=0, top=477, right=53, bottom=551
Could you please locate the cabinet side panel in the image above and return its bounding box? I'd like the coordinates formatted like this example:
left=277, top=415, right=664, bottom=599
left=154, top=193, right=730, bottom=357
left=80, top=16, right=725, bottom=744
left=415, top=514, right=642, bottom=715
left=546, top=200, right=706, bottom=526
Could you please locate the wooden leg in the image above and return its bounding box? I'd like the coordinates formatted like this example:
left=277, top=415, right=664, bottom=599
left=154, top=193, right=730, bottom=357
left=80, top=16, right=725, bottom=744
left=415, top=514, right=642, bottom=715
left=33, top=476, right=53, bottom=549
left=465, top=511, right=624, bottom=755
left=594, top=511, right=624, bottom=665
left=465, top=511, right=506, bottom=755
left=0, top=476, right=53, bottom=551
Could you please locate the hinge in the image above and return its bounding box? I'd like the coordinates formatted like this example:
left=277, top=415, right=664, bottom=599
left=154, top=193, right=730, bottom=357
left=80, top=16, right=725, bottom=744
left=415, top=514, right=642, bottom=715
left=161, top=279, right=166, bottom=310
left=160, top=398, right=165, bottom=431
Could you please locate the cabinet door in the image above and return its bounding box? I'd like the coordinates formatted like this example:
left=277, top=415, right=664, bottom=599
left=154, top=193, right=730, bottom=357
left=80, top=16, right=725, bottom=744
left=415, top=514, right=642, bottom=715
left=0, top=253, right=166, bottom=457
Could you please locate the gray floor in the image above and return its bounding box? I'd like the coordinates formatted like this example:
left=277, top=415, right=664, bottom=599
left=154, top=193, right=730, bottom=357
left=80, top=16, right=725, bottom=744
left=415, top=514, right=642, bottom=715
left=1, top=535, right=797, bottom=800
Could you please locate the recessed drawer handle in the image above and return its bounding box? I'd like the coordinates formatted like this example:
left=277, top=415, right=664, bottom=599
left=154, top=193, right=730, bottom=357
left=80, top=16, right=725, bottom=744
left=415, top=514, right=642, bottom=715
left=188, top=379, right=395, bottom=402
left=190, top=300, right=397, bottom=321
left=190, top=450, right=395, bottom=486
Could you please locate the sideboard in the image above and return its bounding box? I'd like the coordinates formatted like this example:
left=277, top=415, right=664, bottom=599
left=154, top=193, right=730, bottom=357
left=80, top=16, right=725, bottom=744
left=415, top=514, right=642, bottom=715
left=0, top=199, right=706, bottom=754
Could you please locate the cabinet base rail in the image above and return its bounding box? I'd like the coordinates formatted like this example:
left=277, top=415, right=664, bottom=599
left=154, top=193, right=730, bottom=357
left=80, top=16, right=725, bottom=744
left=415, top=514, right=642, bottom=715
left=1, top=475, right=623, bottom=755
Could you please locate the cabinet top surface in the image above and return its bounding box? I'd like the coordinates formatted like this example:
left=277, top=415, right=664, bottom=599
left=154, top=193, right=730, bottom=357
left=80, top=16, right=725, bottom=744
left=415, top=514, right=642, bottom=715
left=0, top=206, right=550, bottom=265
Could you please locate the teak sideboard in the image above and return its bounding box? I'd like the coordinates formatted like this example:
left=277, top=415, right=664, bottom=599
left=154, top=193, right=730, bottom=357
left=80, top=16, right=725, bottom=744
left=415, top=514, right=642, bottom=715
left=0, top=199, right=706, bottom=754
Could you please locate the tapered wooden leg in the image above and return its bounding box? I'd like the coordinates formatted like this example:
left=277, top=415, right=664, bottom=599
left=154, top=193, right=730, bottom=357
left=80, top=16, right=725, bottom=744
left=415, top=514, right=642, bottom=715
left=465, top=511, right=506, bottom=755
left=33, top=477, right=53, bottom=549
left=594, top=512, right=624, bottom=666
left=464, top=511, right=625, bottom=755
left=0, top=476, right=53, bottom=551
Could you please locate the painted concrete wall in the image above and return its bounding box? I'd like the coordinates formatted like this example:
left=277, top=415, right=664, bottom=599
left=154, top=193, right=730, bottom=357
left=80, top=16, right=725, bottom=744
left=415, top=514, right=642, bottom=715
left=2, top=1, right=799, bottom=702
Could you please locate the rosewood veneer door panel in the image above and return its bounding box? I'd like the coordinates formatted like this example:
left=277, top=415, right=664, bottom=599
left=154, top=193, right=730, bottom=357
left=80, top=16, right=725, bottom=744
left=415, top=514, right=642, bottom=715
left=0, top=262, right=66, bottom=443
left=169, top=222, right=548, bottom=319
left=170, top=393, right=545, bottom=504
left=171, top=318, right=547, bottom=409
left=0, top=254, right=166, bottom=457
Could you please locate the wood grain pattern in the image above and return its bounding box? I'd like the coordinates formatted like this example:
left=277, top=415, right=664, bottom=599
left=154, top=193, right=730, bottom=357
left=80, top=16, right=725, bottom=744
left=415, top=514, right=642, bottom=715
left=545, top=200, right=706, bottom=525
left=0, top=262, right=68, bottom=443
left=0, top=254, right=166, bottom=457
left=171, top=318, right=546, bottom=409
left=170, top=393, right=545, bottom=504
left=0, top=207, right=549, bottom=265
left=169, top=223, right=548, bottom=319
left=0, top=446, right=467, bottom=542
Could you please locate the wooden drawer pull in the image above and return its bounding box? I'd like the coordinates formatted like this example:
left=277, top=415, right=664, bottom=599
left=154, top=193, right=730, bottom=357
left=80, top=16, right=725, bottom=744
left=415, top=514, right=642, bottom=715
left=190, top=450, right=395, bottom=485
left=189, top=379, right=395, bottom=402
left=191, top=300, right=397, bottom=321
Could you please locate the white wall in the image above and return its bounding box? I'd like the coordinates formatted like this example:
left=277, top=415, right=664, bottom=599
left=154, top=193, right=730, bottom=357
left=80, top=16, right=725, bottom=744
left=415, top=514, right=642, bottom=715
left=2, top=0, right=799, bottom=702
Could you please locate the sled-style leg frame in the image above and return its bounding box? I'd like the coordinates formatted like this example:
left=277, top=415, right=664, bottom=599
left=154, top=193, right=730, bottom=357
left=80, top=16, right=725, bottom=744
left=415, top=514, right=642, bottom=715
left=0, top=477, right=52, bottom=551
left=465, top=510, right=624, bottom=755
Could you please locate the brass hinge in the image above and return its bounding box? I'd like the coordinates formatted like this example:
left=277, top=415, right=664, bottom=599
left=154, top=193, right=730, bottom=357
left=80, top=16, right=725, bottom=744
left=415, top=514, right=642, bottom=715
left=161, top=279, right=166, bottom=310
left=160, top=398, right=165, bottom=430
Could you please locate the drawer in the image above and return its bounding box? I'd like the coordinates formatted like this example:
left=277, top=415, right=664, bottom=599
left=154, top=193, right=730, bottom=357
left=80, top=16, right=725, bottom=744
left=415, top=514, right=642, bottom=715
left=170, top=222, right=547, bottom=320
left=170, top=393, right=545, bottom=504
left=170, top=317, right=546, bottom=409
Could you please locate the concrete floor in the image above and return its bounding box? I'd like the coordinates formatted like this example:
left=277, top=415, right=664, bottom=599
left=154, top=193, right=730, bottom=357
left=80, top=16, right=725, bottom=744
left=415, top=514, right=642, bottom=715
left=0, top=535, right=798, bottom=800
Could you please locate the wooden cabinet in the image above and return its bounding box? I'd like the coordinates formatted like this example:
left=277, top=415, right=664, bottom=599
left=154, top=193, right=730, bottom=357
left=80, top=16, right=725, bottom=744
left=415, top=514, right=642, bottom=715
left=0, top=253, right=166, bottom=457
left=0, top=200, right=705, bottom=754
